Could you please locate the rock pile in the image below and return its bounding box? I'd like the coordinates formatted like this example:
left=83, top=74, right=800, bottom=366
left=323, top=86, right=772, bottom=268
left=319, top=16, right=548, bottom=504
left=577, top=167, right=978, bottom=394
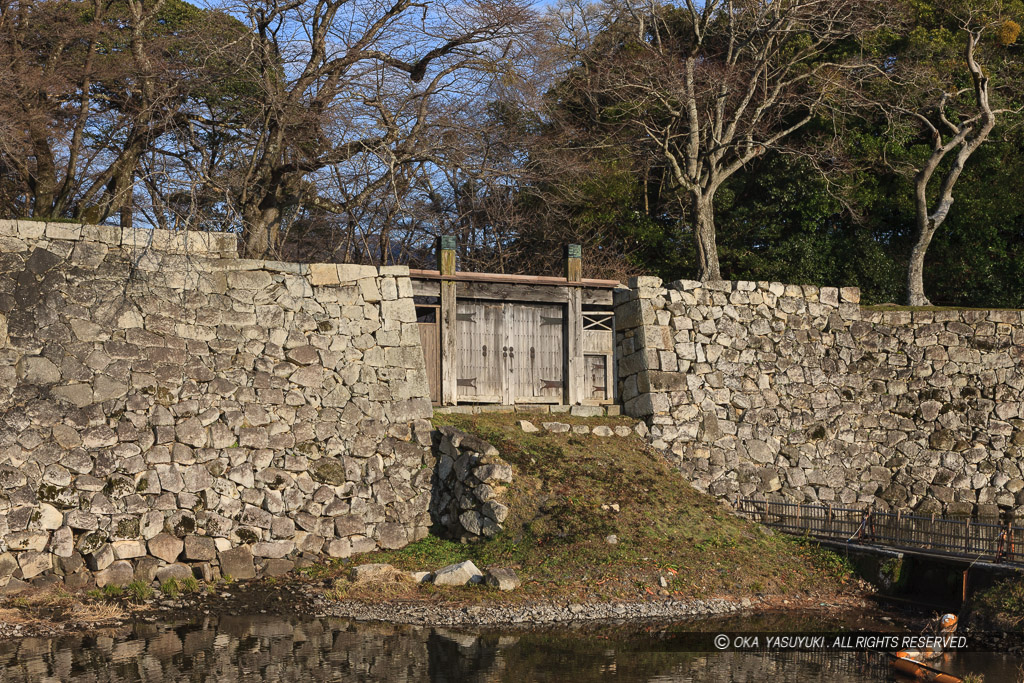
left=349, top=560, right=519, bottom=591
left=431, top=427, right=512, bottom=541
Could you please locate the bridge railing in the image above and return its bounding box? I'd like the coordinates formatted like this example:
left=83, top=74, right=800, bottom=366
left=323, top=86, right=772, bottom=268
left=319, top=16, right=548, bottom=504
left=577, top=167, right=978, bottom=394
left=735, top=498, right=1021, bottom=566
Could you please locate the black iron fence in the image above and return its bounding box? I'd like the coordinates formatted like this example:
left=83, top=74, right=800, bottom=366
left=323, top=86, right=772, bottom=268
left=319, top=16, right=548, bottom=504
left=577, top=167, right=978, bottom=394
left=735, top=498, right=1022, bottom=566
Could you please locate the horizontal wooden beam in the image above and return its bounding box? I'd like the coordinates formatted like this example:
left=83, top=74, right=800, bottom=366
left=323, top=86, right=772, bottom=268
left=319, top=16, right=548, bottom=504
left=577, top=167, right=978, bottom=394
left=412, top=279, right=441, bottom=297
left=409, top=269, right=620, bottom=289
left=414, top=278, right=613, bottom=306
left=458, top=281, right=570, bottom=303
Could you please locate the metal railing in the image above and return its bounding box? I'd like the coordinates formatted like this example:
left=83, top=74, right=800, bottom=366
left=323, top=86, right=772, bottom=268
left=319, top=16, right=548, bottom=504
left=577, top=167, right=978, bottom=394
left=735, top=498, right=1022, bottom=566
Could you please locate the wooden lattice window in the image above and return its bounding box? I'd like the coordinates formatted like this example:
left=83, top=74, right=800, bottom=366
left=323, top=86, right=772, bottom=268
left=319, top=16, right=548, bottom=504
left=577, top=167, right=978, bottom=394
left=583, top=312, right=613, bottom=331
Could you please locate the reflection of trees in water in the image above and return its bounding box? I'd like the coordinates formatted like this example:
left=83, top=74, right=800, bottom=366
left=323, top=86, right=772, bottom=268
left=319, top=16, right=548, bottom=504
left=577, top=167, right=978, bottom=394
left=0, top=614, right=932, bottom=683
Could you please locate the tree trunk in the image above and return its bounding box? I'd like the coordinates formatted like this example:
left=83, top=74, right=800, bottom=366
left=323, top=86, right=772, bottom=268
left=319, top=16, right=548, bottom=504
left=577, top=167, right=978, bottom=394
left=906, top=238, right=932, bottom=307
left=693, top=192, right=722, bottom=281
left=243, top=204, right=281, bottom=259
left=906, top=177, right=946, bottom=307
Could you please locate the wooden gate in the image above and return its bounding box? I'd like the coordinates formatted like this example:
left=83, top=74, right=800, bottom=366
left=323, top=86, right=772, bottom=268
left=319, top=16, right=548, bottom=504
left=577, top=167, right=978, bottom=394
left=456, top=301, right=565, bottom=404
left=416, top=306, right=441, bottom=405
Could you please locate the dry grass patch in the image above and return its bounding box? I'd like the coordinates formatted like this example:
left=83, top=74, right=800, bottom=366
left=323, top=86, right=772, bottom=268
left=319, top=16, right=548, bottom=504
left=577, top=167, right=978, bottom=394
left=69, top=601, right=127, bottom=623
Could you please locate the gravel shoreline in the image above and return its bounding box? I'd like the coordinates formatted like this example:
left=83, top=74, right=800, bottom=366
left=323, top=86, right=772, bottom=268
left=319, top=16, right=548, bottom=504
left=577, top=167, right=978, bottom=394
left=316, top=596, right=757, bottom=626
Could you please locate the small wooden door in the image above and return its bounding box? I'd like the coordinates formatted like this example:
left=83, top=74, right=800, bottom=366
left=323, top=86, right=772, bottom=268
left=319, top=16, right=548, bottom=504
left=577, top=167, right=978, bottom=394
left=456, top=301, right=565, bottom=404
left=417, top=307, right=441, bottom=405
left=584, top=355, right=608, bottom=401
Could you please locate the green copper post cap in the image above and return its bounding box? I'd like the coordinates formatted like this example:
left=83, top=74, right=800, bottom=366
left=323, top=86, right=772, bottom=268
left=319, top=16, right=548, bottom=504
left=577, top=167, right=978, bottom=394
left=565, top=244, right=582, bottom=259
left=439, top=235, right=456, bottom=251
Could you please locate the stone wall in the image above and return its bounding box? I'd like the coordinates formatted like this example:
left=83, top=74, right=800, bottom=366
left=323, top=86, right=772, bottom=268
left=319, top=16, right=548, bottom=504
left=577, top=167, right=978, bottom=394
left=431, top=427, right=512, bottom=541
left=616, top=277, right=1024, bottom=517
left=0, top=219, right=435, bottom=590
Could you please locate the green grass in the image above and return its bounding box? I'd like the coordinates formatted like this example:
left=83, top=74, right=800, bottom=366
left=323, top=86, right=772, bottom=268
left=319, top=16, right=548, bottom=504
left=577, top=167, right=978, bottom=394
left=102, top=584, right=123, bottom=598
left=335, top=413, right=857, bottom=603
left=160, top=579, right=180, bottom=598
left=126, top=580, right=153, bottom=602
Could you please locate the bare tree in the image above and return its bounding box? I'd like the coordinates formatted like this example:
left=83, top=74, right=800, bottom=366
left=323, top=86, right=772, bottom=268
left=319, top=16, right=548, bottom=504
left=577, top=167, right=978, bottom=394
left=194, top=0, right=536, bottom=258
left=889, top=2, right=1022, bottom=306
left=551, top=0, right=892, bottom=281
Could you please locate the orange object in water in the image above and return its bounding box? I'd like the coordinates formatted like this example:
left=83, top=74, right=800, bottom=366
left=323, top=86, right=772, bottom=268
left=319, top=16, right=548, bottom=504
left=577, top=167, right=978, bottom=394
left=891, top=653, right=963, bottom=682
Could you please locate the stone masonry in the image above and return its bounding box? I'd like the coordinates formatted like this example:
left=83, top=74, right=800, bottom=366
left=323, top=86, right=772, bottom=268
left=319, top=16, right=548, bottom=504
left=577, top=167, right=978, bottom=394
left=431, top=427, right=513, bottom=541
left=0, top=220, right=434, bottom=589
left=617, top=277, right=1024, bottom=518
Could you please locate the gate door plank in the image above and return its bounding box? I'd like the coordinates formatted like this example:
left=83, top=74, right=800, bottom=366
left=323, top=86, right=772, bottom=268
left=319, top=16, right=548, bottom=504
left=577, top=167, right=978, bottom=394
left=456, top=301, right=503, bottom=402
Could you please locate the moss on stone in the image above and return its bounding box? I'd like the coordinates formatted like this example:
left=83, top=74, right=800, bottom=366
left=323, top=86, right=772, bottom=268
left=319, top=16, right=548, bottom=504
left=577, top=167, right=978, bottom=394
left=235, top=528, right=259, bottom=544
left=312, top=460, right=347, bottom=486
left=117, top=517, right=140, bottom=538
left=79, top=531, right=106, bottom=555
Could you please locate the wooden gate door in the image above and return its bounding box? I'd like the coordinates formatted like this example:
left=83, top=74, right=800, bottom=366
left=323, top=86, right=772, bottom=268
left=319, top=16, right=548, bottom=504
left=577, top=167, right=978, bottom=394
left=416, top=307, right=441, bottom=405
left=455, top=301, right=504, bottom=402
left=456, top=301, right=565, bottom=404
left=507, top=303, right=564, bottom=403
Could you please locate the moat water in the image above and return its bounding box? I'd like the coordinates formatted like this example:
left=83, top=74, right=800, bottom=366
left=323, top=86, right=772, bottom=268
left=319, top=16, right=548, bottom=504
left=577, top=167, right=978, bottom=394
left=0, top=610, right=1018, bottom=682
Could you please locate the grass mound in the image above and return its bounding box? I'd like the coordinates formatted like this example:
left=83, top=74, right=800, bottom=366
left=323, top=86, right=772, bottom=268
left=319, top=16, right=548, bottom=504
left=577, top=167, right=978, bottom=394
left=334, top=412, right=856, bottom=604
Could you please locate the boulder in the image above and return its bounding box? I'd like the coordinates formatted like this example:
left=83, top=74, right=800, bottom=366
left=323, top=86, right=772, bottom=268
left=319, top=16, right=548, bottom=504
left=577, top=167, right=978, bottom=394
left=262, top=559, right=295, bottom=577
left=18, top=551, right=51, bottom=579
left=518, top=420, right=539, bottom=433
left=219, top=546, right=256, bottom=580
left=148, top=534, right=183, bottom=564
left=155, top=564, right=193, bottom=583
left=432, top=560, right=484, bottom=587
left=112, top=540, right=147, bottom=560
left=134, top=556, right=162, bottom=584
left=183, top=535, right=217, bottom=562
left=252, top=541, right=294, bottom=559
left=95, top=560, right=134, bottom=588
left=349, top=563, right=408, bottom=584
left=485, top=568, right=521, bottom=591
left=0, top=553, right=17, bottom=578
left=86, top=545, right=115, bottom=572
left=15, top=356, right=60, bottom=384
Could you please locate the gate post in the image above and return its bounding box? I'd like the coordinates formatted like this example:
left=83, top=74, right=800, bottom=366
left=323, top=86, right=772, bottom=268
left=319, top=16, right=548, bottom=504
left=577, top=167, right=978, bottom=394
left=565, top=244, right=584, bottom=406
left=439, top=236, right=458, bottom=405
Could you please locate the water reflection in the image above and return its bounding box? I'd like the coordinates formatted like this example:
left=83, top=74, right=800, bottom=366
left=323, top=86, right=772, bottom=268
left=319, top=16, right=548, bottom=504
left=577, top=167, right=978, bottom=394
left=0, top=613, right=1017, bottom=682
